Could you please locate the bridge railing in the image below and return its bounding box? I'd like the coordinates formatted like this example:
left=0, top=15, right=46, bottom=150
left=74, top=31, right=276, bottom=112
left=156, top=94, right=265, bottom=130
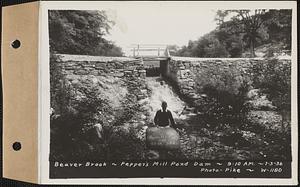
left=129, top=44, right=170, bottom=58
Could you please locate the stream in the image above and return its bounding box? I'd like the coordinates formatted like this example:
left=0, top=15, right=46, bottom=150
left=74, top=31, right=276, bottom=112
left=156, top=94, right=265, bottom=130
left=137, top=76, right=264, bottom=160
left=139, top=77, right=217, bottom=159
left=132, top=76, right=289, bottom=160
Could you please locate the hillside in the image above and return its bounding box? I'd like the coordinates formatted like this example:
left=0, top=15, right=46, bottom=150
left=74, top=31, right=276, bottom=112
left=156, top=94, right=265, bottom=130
left=173, top=10, right=291, bottom=58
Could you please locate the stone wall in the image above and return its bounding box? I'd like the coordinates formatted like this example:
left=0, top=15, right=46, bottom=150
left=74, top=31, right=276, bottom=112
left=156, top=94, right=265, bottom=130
left=50, top=54, right=148, bottom=112
left=54, top=54, right=146, bottom=79
left=51, top=54, right=291, bottom=105
left=165, top=56, right=291, bottom=101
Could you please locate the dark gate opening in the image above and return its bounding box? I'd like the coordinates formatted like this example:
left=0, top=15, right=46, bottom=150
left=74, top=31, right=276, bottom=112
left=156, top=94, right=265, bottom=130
left=160, top=60, right=168, bottom=77
left=144, top=59, right=169, bottom=77
left=144, top=60, right=160, bottom=77
left=146, top=67, right=161, bottom=77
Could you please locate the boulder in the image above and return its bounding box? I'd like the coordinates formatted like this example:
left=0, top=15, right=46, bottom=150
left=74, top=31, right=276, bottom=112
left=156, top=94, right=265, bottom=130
left=94, top=123, right=103, bottom=139
left=146, top=127, right=180, bottom=150
left=247, top=89, right=276, bottom=110
left=145, top=150, right=160, bottom=160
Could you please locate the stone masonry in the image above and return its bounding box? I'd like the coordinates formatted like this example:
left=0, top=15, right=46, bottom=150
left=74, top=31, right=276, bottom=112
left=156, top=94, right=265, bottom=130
left=165, top=56, right=291, bottom=101
left=55, top=54, right=146, bottom=79
left=52, top=54, right=291, bottom=104
left=51, top=54, right=148, bottom=105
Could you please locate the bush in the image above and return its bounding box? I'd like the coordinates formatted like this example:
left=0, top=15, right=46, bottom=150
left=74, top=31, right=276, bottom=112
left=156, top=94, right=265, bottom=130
left=252, top=58, right=291, bottom=111
left=50, top=58, right=147, bottom=160
left=260, top=129, right=291, bottom=160
left=103, top=126, right=147, bottom=159
left=50, top=80, right=147, bottom=160
left=194, top=66, right=251, bottom=127
left=50, top=82, right=112, bottom=160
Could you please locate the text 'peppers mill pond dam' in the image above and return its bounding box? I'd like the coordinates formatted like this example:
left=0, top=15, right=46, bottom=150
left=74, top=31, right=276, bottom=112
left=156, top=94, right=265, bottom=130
left=52, top=44, right=291, bottom=160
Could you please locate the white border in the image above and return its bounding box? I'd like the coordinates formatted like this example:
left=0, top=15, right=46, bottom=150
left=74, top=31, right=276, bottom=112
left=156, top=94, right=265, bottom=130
left=39, top=1, right=298, bottom=185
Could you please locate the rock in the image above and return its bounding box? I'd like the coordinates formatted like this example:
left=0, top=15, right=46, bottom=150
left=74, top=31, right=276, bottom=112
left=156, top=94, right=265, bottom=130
left=181, top=110, right=190, bottom=115
left=246, top=89, right=277, bottom=110
left=74, top=69, right=89, bottom=75
left=71, top=79, right=79, bottom=84
left=94, top=123, right=103, bottom=139
left=189, top=93, right=200, bottom=99
left=179, top=66, right=185, bottom=70
left=145, top=150, right=160, bottom=160
left=146, top=127, right=180, bottom=150
left=95, top=63, right=106, bottom=69
left=200, top=94, right=208, bottom=98
left=114, top=72, right=124, bottom=77
left=180, top=70, right=191, bottom=79
left=184, top=63, right=190, bottom=68
left=247, top=89, right=260, bottom=99
left=137, top=94, right=146, bottom=100
left=188, top=81, right=195, bottom=87
left=140, top=114, right=147, bottom=120
left=124, top=70, right=132, bottom=75
left=140, top=89, right=148, bottom=95
left=185, top=107, right=195, bottom=112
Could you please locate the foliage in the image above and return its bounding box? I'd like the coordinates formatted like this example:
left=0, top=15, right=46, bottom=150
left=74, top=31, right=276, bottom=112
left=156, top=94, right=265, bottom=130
left=50, top=58, right=147, bottom=160
left=50, top=54, right=66, bottom=114
left=262, top=10, right=292, bottom=49
left=50, top=78, right=147, bottom=160
left=167, top=45, right=180, bottom=56
left=50, top=77, right=112, bottom=160
left=113, top=96, right=142, bottom=126
left=260, top=128, right=291, bottom=160
left=252, top=58, right=291, bottom=112
left=175, top=9, right=291, bottom=58
left=216, top=10, right=269, bottom=57
left=215, top=30, right=244, bottom=57
left=241, top=114, right=291, bottom=160
left=194, top=66, right=251, bottom=126
left=176, top=33, right=230, bottom=58
left=101, top=126, right=147, bottom=160
left=49, top=10, right=123, bottom=56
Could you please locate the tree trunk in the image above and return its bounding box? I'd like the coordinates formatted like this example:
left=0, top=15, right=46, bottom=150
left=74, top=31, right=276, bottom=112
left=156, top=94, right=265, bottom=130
left=250, top=39, right=255, bottom=57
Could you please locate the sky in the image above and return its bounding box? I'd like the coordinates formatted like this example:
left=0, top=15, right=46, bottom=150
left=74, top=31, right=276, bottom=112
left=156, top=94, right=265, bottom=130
left=101, top=2, right=218, bottom=56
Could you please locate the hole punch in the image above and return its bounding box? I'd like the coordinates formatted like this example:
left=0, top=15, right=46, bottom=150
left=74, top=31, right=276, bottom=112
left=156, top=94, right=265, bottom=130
left=12, top=142, right=21, bottom=151
left=11, top=39, right=21, bottom=49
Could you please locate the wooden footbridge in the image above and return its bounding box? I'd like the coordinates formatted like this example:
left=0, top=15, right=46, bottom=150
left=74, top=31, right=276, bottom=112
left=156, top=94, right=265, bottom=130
left=129, top=44, right=170, bottom=61
left=129, top=44, right=171, bottom=77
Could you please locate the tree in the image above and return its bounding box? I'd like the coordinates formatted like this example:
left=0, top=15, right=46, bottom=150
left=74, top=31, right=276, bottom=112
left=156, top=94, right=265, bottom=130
left=49, top=10, right=123, bottom=56
left=167, top=45, right=180, bottom=56
left=262, top=9, right=292, bottom=50
left=214, top=27, right=244, bottom=57
left=197, top=32, right=229, bottom=57
left=216, top=10, right=270, bottom=57
left=175, top=40, right=196, bottom=57
left=174, top=9, right=291, bottom=58
left=176, top=34, right=229, bottom=58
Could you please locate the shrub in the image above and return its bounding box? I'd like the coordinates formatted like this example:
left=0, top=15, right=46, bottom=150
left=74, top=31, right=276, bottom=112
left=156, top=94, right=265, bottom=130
left=252, top=58, right=291, bottom=129
left=104, top=126, right=147, bottom=159
left=50, top=58, right=147, bottom=160
left=252, top=58, right=291, bottom=111
left=50, top=54, right=68, bottom=114
left=194, top=65, right=251, bottom=127
left=50, top=82, right=112, bottom=160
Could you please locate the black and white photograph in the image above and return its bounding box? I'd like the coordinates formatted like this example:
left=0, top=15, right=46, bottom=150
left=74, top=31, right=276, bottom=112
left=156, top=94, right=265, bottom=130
left=46, top=1, right=295, bottom=180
